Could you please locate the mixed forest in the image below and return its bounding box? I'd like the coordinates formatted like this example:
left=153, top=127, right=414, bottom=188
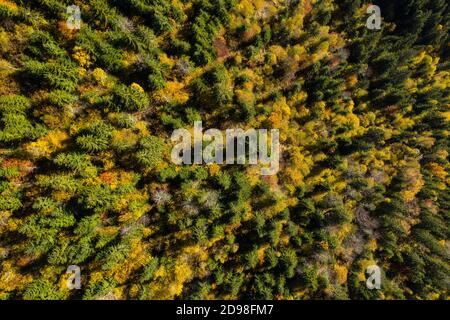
left=0, top=0, right=449, bottom=300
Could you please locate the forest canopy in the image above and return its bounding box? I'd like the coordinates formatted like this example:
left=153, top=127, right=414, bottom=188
left=0, top=0, right=449, bottom=300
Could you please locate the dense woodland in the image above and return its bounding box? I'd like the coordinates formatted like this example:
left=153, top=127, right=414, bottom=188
left=0, top=0, right=449, bottom=300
